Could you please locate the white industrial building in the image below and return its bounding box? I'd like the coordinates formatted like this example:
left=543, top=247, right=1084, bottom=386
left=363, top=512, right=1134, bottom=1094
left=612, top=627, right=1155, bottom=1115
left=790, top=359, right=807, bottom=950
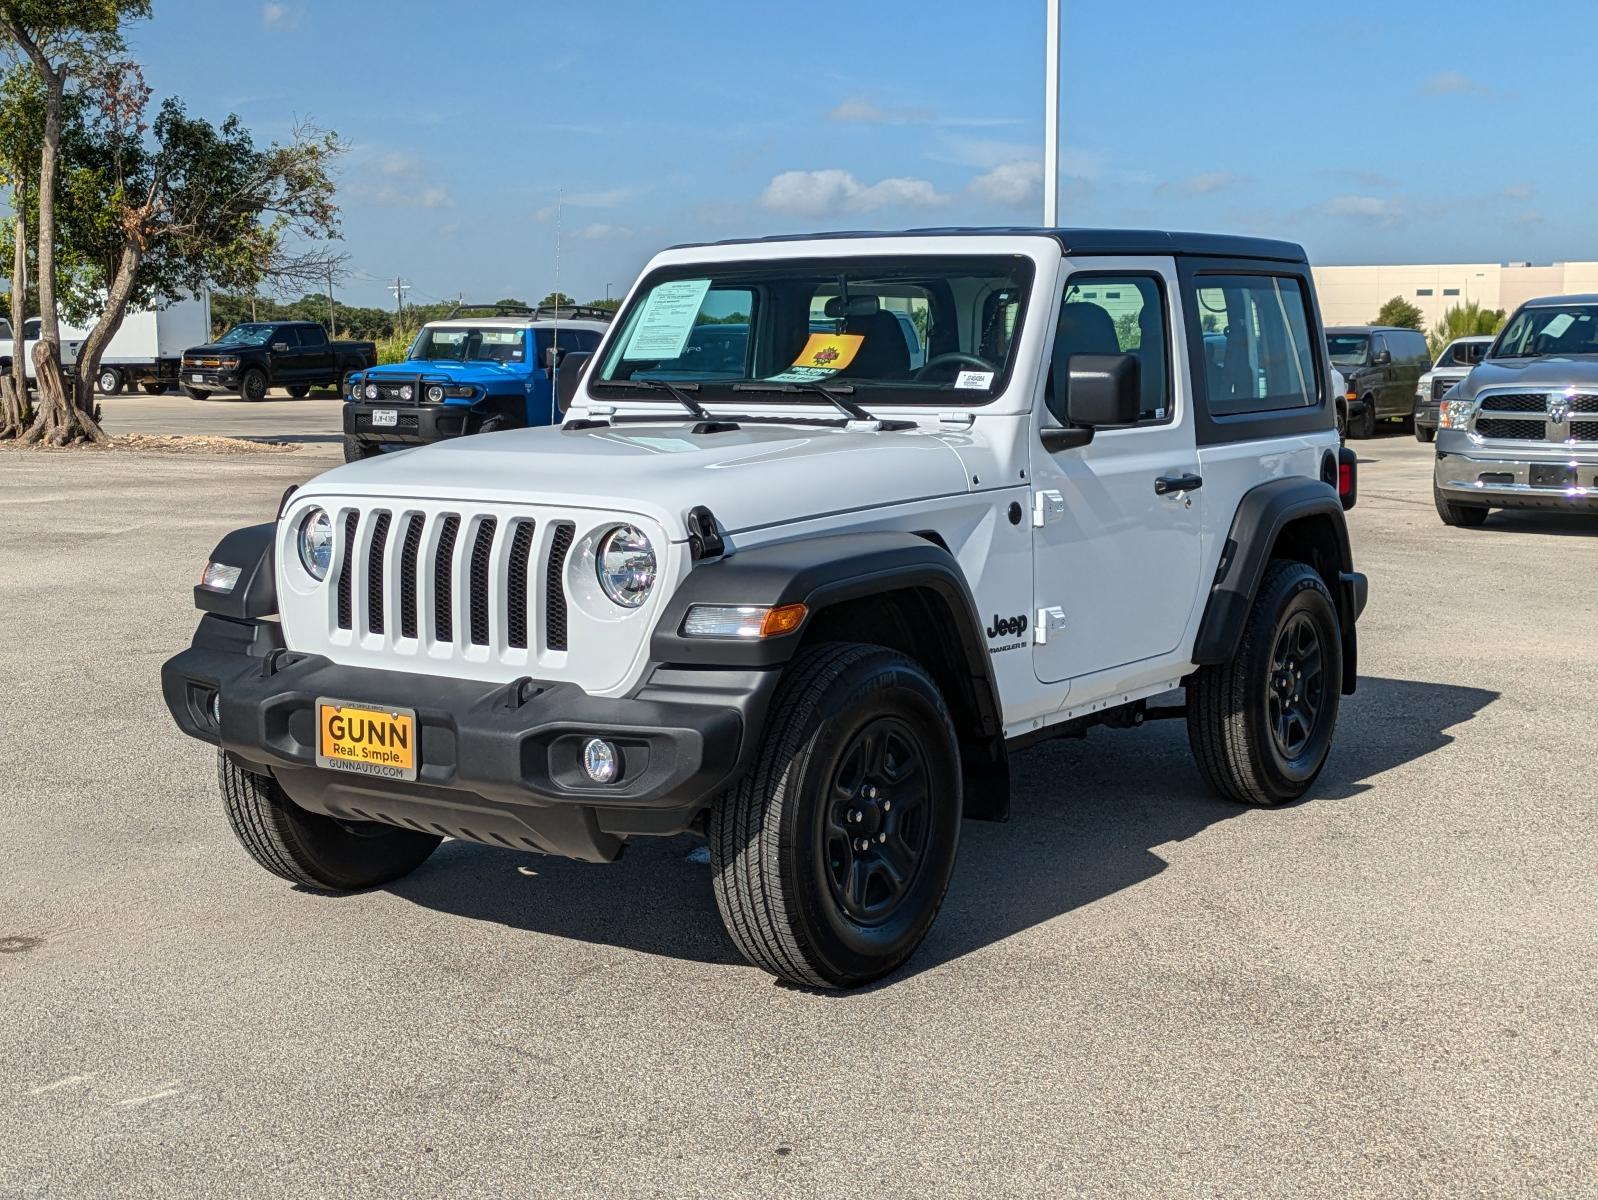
left=1311, top=261, right=1598, bottom=328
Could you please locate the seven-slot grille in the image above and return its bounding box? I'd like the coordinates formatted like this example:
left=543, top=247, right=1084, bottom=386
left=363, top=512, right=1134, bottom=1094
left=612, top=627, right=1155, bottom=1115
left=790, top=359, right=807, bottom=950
left=1432, top=377, right=1455, bottom=401
left=332, top=506, right=575, bottom=656
left=1473, top=390, right=1598, bottom=443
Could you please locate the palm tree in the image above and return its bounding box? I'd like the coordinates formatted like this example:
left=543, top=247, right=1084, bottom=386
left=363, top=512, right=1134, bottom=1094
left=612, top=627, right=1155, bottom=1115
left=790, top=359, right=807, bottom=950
left=1429, top=301, right=1505, bottom=359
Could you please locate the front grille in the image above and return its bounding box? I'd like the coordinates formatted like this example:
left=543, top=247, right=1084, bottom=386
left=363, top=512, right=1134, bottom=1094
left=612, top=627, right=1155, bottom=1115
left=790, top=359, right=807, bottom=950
left=359, top=412, right=419, bottom=432
left=1432, top=378, right=1453, bottom=401
left=1479, top=393, right=1548, bottom=414
left=1573, top=420, right=1598, bottom=442
left=323, top=506, right=579, bottom=659
left=1475, top=418, right=1545, bottom=440
left=365, top=377, right=432, bottom=403
left=1570, top=394, right=1598, bottom=414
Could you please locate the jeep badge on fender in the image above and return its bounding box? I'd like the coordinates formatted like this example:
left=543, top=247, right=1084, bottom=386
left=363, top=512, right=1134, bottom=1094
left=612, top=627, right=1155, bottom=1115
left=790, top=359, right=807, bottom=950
left=162, top=227, right=1366, bottom=990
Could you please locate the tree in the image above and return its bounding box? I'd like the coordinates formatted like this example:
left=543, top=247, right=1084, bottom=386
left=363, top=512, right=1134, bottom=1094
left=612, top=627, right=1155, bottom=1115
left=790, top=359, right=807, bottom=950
left=0, top=0, right=150, bottom=439
left=584, top=297, right=620, bottom=313
left=0, top=63, right=47, bottom=434
left=1428, top=301, right=1505, bottom=359
left=1374, top=295, right=1424, bottom=330
left=22, top=88, right=344, bottom=443
left=539, top=291, right=575, bottom=308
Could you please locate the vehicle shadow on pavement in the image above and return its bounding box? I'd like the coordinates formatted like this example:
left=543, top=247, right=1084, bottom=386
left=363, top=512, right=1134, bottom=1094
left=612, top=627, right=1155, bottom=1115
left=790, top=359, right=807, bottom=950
left=381, top=674, right=1497, bottom=982
left=1478, top=511, right=1598, bottom=538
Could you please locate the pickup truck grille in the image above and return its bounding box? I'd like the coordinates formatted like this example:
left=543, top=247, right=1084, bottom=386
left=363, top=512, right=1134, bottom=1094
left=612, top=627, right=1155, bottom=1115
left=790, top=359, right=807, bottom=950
left=1432, top=377, right=1454, bottom=401
left=331, top=505, right=575, bottom=657
left=1472, top=390, right=1598, bottom=443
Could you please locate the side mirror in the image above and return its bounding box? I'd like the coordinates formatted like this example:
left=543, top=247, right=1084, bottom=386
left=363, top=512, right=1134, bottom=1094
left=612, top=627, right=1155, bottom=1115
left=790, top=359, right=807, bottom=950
left=543, top=345, right=566, bottom=371
left=272, top=342, right=288, bottom=352
left=1372, top=349, right=1392, bottom=365
left=1041, top=353, right=1141, bottom=452
left=556, top=351, right=593, bottom=412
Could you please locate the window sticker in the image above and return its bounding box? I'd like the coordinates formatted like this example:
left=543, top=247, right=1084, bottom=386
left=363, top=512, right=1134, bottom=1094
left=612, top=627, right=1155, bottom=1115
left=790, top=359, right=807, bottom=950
left=765, top=333, right=864, bottom=383
left=624, top=279, right=713, bottom=360
left=954, top=369, right=995, bottom=390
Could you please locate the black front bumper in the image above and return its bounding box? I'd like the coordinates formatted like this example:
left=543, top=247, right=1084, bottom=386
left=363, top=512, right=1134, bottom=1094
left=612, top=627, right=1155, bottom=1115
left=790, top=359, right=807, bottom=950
left=1414, top=400, right=1439, bottom=430
left=344, top=401, right=476, bottom=445
left=162, top=615, right=776, bottom=862
left=183, top=367, right=240, bottom=390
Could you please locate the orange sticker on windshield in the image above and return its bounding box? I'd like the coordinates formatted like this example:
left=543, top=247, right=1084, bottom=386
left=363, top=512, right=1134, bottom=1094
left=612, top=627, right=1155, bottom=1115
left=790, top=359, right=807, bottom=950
left=790, top=333, right=863, bottom=372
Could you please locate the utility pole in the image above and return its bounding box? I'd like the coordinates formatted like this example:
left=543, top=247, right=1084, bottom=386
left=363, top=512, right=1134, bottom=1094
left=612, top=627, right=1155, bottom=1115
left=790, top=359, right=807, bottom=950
left=1043, top=0, right=1060, bottom=227
left=389, top=277, right=411, bottom=329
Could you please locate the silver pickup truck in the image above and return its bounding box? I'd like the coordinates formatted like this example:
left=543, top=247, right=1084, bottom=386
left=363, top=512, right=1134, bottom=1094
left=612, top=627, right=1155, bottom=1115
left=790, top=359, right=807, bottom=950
left=1434, top=294, right=1598, bottom=526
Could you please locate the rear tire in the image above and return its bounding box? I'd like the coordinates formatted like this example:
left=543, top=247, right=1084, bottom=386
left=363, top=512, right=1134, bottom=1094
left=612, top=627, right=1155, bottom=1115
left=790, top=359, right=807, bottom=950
left=1434, top=483, right=1489, bottom=527
left=710, top=643, right=962, bottom=989
left=140, top=381, right=169, bottom=395
left=286, top=384, right=312, bottom=398
left=1187, top=561, right=1343, bottom=806
left=182, top=386, right=210, bottom=401
left=240, top=367, right=268, bottom=402
left=1351, top=398, right=1377, bottom=439
left=97, top=367, right=124, bottom=395
left=343, top=434, right=382, bottom=463
left=217, top=752, right=440, bottom=891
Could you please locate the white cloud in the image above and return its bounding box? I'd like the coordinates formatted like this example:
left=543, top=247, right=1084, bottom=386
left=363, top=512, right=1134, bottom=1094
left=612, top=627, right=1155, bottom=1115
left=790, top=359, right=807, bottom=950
left=261, top=3, right=300, bottom=30
left=759, top=169, right=948, bottom=217
left=577, top=223, right=634, bottom=240
left=1420, top=71, right=1510, bottom=99
left=1324, top=194, right=1405, bottom=226
left=827, top=96, right=934, bottom=124
left=969, top=161, right=1043, bottom=208
left=1502, top=182, right=1533, bottom=200
left=1177, top=170, right=1245, bottom=196
left=349, top=181, right=452, bottom=209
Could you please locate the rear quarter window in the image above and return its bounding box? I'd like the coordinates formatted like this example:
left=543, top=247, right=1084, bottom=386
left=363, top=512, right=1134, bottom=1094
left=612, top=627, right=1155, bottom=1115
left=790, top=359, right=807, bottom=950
left=1190, top=274, right=1321, bottom=416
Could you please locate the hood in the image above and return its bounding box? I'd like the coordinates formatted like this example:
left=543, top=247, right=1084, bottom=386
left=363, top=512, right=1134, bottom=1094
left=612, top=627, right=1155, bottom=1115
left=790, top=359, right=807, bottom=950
left=361, top=358, right=524, bottom=382
left=300, top=418, right=971, bottom=536
left=185, top=341, right=254, bottom=356
left=1462, top=356, right=1598, bottom=397
left=297, top=421, right=973, bottom=540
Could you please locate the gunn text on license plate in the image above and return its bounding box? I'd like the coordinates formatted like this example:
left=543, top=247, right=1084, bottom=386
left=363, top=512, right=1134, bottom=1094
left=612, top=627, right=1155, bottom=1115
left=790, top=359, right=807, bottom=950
left=315, top=700, right=417, bottom=780
left=372, top=409, right=398, bottom=427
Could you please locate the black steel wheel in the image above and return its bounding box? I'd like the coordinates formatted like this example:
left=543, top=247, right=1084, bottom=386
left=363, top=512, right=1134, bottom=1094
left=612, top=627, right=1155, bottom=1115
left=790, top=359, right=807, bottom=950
left=1188, top=561, right=1343, bottom=806
left=240, top=367, right=268, bottom=402
left=710, top=642, right=961, bottom=989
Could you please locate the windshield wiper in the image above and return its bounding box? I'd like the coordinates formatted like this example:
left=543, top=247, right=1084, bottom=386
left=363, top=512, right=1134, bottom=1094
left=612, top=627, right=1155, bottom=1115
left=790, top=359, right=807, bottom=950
left=591, top=377, right=712, bottom=420
left=732, top=380, right=877, bottom=423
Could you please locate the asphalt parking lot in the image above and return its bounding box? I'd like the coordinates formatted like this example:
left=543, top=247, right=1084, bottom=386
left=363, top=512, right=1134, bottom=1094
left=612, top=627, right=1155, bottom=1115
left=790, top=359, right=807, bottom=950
left=97, top=387, right=344, bottom=446
left=1, top=431, right=1594, bottom=1198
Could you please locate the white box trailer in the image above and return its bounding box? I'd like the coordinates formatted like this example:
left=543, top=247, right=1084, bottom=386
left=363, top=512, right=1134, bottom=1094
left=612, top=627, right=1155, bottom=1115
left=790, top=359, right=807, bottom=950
left=63, top=293, right=213, bottom=394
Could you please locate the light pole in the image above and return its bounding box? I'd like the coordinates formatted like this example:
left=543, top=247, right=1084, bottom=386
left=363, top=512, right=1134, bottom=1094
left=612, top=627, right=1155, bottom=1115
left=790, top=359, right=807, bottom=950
left=1043, top=0, right=1060, bottom=227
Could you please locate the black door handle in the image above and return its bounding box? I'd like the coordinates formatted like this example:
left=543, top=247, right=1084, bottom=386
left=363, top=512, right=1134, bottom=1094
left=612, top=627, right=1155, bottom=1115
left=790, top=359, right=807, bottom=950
left=1154, top=473, right=1203, bottom=496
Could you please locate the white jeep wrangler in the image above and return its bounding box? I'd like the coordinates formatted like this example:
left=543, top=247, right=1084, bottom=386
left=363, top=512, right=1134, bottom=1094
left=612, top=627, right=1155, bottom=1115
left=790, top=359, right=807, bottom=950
left=163, top=229, right=1366, bottom=989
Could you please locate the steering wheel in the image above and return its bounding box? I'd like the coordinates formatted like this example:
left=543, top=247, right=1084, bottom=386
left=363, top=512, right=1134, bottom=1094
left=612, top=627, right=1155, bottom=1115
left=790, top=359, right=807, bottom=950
left=913, top=351, right=997, bottom=381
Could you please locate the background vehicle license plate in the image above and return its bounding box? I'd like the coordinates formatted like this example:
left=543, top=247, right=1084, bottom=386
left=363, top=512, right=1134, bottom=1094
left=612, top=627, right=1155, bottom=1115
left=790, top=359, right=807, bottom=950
left=315, top=701, right=417, bottom=780
left=191, top=373, right=204, bottom=383
left=372, top=409, right=398, bottom=427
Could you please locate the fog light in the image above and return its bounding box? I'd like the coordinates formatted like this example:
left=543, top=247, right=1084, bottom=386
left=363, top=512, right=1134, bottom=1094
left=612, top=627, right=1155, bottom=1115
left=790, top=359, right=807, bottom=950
left=582, top=738, right=618, bottom=784
left=200, top=561, right=242, bottom=592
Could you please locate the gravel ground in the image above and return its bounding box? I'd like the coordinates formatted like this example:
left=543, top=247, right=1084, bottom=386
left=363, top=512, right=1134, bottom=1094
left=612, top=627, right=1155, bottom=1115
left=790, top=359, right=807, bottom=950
left=0, top=432, right=1593, bottom=1199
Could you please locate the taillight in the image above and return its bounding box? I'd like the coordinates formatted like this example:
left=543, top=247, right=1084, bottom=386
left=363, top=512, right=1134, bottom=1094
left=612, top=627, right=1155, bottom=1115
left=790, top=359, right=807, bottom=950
left=1337, top=447, right=1358, bottom=510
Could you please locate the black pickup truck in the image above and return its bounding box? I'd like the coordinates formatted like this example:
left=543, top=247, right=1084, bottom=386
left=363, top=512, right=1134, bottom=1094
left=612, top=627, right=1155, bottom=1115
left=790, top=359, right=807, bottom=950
left=181, top=321, right=377, bottom=402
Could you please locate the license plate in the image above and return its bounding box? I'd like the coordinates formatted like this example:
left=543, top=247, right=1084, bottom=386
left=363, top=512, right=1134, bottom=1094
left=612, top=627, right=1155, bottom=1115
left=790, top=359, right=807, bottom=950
left=191, top=373, right=204, bottom=383
left=372, top=409, right=398, bottom=427
left=315, top=700, right=417, bottom=780
left=1530, top=464, right=1576, bottom=489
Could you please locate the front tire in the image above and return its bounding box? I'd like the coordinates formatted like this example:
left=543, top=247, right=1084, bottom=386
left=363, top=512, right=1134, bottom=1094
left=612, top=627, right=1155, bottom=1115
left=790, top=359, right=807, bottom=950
left=286, top=384, right=312, bottom=398
left=1187, top=561, right=1343, bottom=806
left=1351, top=398, right=1377, bottom=439
left=218, top=752, right=440, bottom=890
left=182, top=386, right=210, bottom=401
left=1416, top=424, right=1435, bottom=443
left=141, top=381, right=169, bottom=395
left=710, top=643, right=962, bottom=989
left=1434, top=483, right=1489, bottom=527
left=240, top=367, right=268, bottom=402
left=97, top=367, right=124, bottom=395
left=343, top=434, right=382, bottom=463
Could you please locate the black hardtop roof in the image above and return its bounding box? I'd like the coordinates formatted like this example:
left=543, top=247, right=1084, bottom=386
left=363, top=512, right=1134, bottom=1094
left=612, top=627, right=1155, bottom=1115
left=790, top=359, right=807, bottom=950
left=1326, top=325, right=1426, bottom=334
left=670, top=226, right=1307, bottom=264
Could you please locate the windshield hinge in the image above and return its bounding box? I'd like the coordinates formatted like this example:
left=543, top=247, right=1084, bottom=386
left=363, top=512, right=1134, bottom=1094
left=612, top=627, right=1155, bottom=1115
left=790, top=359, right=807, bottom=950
left=586, top=403, right=616, bottom=417
left=845, top=417, right=882, bottom=432
left=938, top=411, right=975, bottom=430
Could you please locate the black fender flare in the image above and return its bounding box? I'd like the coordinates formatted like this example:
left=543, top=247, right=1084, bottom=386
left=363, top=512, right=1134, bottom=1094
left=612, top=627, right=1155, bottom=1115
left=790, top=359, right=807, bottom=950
left=650, top=530, right=1009, bottom=819
left=1192, top=478, right=1365, bottom=694
left=194, top=522, right=278, bottom=619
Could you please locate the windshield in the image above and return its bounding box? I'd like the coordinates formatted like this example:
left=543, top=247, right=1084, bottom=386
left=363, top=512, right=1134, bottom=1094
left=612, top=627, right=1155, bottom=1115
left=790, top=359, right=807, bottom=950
left=1326, top=334, right=1370, bottom=366
left=216, top=324, right=276, bottom=347
left=1491, top=305, right=1598, bottom=359
left=410, top=326, right=527, bottom=364
left=597, top=255, right=1034, bottom=403
left=1437, top=339, right=1490, bottom=369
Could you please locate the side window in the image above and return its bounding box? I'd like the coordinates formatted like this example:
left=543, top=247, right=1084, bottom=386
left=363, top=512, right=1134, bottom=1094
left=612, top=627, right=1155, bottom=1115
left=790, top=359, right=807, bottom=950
left=23, top=318, right=39, bottom=339
left=1050, top=274, right=1170, bottom=424
left=0, top=319, right=10, bottom=340
left=1371, top=334, right=1389, bottom=360
left=1406, top=332, right=1429, bottom=363
left=300, top=325, right=328, bottom=347
left=1190, top=275, right=1319, bottom=416
left=279, top=327, right=303, bottom=348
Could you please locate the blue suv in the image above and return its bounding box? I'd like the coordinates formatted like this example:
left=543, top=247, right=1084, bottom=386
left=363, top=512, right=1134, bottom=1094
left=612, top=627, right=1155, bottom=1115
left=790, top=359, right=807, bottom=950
left=342, top=304, right=611, bottom=461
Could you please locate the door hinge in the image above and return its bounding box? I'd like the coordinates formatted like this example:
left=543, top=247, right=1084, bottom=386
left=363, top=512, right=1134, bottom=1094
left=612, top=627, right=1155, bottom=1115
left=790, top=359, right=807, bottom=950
left=1035, top=606, right=1067, bottom=644
left=1032, top=490, right=1065, bottom=526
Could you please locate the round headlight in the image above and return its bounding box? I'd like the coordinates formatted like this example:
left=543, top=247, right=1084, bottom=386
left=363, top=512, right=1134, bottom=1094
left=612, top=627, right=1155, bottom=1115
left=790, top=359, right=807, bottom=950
left=363, top=383, right=378, bottom=400
left=399, top=384, right=414, bottom=401
left=297, top=507, right=334, bottom=581
left=425, top=384, right=444, bottom=403
left=595, top=524, right=656, bottom=608
left=349, top=378, right=362, bottom=398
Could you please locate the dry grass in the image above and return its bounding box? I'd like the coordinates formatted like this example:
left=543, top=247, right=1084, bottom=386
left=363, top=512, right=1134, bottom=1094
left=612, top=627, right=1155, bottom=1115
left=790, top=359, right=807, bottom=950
left=0, top=433, right=300, bottom=455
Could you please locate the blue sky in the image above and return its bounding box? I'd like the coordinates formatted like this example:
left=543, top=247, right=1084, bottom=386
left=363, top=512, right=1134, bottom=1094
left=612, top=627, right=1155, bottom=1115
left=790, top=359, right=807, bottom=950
left=129, top=0, right=1582, bottom=309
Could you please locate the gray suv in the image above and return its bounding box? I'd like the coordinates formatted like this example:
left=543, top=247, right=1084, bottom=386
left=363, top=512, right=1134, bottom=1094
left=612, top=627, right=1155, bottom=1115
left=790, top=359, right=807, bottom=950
left=1434, top=294, right=1598, bottom=526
